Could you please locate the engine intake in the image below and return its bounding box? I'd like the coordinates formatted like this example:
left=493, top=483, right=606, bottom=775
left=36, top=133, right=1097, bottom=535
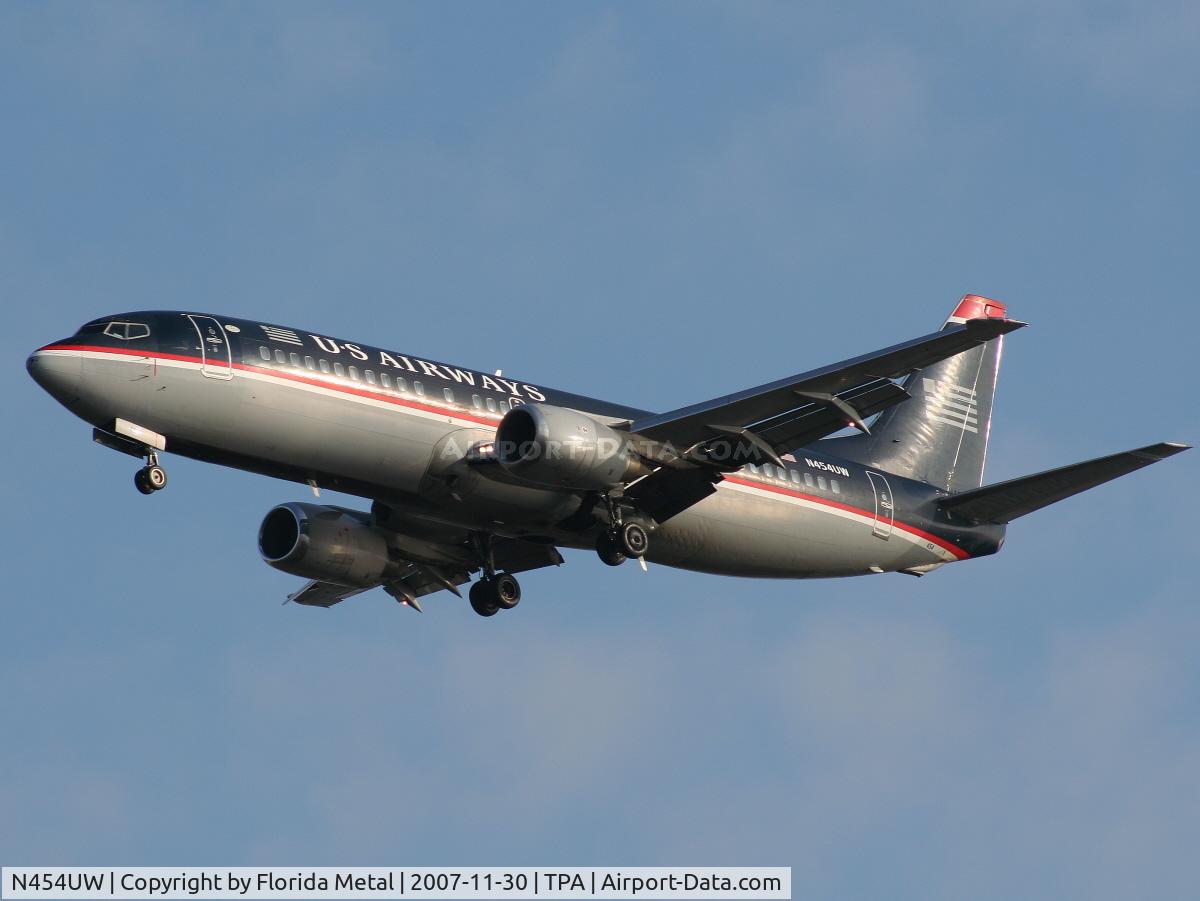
left=495, top=403, right=648, bottom=490
left=259, top=502, right=396, bottom=587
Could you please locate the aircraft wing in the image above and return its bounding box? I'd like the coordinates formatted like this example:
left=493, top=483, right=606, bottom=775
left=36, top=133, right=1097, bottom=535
left=937, top=442, right=1190, bottom=524
left=629, top=317, right=1023, bottom=463
left=285, top=537, right=562, bottom=609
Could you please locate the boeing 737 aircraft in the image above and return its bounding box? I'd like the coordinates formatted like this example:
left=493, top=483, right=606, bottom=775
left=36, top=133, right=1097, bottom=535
left=27, top=295, right=1188, bottom=616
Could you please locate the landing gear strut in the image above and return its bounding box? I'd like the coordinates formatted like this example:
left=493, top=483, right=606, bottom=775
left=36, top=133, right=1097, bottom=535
left=468, top=531, right=521, bottom=617
left=134, top=451, right=168, bottom=495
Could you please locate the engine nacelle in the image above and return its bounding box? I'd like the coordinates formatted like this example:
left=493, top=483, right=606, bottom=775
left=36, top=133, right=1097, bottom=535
left=258, top=502, right=396, bottom=587
left=495, top=403, right=648, bottom=490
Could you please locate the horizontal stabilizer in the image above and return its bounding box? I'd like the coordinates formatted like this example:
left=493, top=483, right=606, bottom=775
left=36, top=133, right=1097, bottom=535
left=938, top=442, right=1190, bottom=524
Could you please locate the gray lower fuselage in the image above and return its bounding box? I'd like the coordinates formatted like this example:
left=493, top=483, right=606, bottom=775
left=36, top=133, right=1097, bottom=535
left=28, top=311, right=1005, bottom=578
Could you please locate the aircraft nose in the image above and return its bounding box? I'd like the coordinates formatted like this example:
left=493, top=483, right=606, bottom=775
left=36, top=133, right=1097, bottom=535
left=27, top=346, right=83, bottom=405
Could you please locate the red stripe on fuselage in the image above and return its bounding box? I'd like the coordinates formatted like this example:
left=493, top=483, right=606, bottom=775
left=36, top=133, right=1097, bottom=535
left=41, top=343, right=500, bottom=428
left=724, top=476, right=970, bottom=560
left=43, top=343, right=970, bottom=560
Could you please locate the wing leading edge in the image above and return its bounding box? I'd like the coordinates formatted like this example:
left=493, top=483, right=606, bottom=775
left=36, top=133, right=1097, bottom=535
left=630, top=316, right=1024, bottom=462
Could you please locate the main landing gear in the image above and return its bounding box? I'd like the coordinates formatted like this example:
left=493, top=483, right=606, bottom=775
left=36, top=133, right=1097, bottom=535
left=469, top=572, right=521, bottom=617
left=595, top=511, right=650, bottom=568
left=468, top=531, right=521, bottom=617
left=134, top=451, right=168, bottom=495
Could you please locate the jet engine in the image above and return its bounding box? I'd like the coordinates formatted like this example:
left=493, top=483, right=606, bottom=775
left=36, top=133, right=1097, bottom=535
left=258, top=502, right=397, bottom=586
left=495, top=403, right=649, bottom=490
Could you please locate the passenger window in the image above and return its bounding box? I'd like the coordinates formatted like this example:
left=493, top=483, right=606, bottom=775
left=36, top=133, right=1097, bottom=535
left=366, top=370, right=376, bottom=385
left=472, top=395, right=483, bottom=410
left=414, top=381, right=425, bottom=396
left=486, top=397, right=498, bottom=413
left=275, top=349, right=287, bottom=364
left=381, top=373, right=392, bottom=388
left=748, top=464, right=760, bottom=475
left=259, top=346, right=271, bottom=361
left=831, top=480, right=841, bottom=494
left=334, top=362, right=345, bottom=377
left=289, top=352, right=300, bottom=367
left=443, top=387, right=455, bottom=403
left=790, top=470, right=801, bottom=485
left=818, top=476, right=828, bottom=491
left=804, top=472, right=816, bottom=488
left=304, top=356, right=315, bottom=370
left=319, top=360, right=330, bottom=373
left=349, top=366, right=359, bottom=381
left=398, top=377, right=408, bottom=393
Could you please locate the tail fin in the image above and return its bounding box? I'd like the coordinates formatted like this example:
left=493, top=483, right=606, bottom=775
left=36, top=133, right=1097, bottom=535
left=823, top=295, right=1009, bottom=491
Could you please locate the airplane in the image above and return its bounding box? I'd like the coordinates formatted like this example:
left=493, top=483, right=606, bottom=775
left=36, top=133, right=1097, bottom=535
left=26, top=295, right=1188, bottom=617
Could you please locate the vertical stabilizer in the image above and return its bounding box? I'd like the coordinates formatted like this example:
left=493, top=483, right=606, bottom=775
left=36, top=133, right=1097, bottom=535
left=822, top=295, right=1008, bottom=492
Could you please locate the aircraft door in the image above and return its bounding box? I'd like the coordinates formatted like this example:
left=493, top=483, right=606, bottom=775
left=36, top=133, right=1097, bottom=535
left=866, top=471, right=894, bottom=539
left=188, top=315, right=233, bottom=380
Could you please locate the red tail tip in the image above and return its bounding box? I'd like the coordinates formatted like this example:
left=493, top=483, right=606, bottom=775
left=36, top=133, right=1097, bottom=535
left=952, top=294, right=1007, bottom=320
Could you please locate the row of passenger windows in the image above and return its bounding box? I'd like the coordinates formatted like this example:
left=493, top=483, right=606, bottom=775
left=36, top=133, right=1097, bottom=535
left=256, top=345, right=513, bottom=413
left=744, top=462, right=841, bottom=495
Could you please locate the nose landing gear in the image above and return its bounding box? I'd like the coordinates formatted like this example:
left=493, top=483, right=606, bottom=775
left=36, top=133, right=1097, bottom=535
left=134, top=451, right=168, bottom=495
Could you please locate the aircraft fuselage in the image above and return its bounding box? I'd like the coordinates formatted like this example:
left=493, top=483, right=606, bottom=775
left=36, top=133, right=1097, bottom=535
left=27, top=311, right=1006, bottom=580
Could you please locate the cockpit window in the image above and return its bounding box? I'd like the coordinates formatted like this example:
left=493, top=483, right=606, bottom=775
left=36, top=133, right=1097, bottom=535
left=102, top=321, right=151, bottom=340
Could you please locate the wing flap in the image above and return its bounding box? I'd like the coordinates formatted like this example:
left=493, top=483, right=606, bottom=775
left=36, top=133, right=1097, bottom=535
left=288, top=581, right=373, bottom=608
left=492, top=538, right=564, bottom=574
left=938, top=442, right=1190, bottom=524
left=387, top=563, right=473, bottom=600
left=625, top=466, right=724, bottom=523
left=283, top=537, right=562, bottom=609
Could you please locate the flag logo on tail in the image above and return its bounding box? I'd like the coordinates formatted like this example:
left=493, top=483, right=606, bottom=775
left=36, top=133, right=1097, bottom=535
left=923, top=378, right=979, bottom=433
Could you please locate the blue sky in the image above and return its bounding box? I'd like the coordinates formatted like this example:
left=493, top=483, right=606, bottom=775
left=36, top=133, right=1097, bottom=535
left=2, top=3, right=1198, bottom=898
